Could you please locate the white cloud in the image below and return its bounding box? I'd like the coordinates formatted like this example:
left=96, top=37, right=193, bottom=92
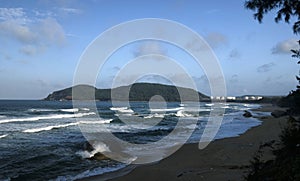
left=0, top=8, right=25, bottom=21
left=0, top=8, right=66, bottom=56
left=272, top=39, right=299, bottom=54
left=33, top=10, right=56, bottom=18
left=0, top=20, right=37, bottom=43
left=38, top=18, right=65, bottom=45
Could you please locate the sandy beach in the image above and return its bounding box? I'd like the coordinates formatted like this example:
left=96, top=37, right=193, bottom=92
left=81, top=104, right=288, bottom=181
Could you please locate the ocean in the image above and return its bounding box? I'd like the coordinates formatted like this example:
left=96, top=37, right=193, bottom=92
left=0, top=100, right=267, bottom=180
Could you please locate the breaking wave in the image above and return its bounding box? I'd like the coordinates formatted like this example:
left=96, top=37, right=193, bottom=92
left=144, top=113, right=165, bottom=119
left=28, top=108, right=89, bottom=113
left=0, top=134, right=8, bottom=139
left=76, top=142, right=111, bottom=159
left=110, top=107, right=134, bottom=113
left=60, top=108, right=79, bottom=112
left=0, top=112, right=96, bottom=124
left=22, top=119, right=113, bottom=133
left=150, top=107, right=183, bottom=112
left=23, top=123, right=79, bottom=133
left=175, top=110, right=194, bottom=117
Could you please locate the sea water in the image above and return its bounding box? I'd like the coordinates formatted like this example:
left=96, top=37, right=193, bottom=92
left=0, top=100, right=265, bottom=180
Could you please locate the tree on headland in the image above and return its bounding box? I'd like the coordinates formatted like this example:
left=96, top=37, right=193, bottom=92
left=245, top=0, right=300, bottom=34
left=291, top=40, right=300, bottom=90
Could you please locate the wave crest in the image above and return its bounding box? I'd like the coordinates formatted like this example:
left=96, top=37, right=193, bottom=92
left=22, top=119, right=112, bottom=133
left=0, top=112, right=96, bottom=124
left=0, top=134, right=8, bottom=139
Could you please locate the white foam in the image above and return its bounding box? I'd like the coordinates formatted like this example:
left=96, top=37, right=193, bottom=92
left=244, top=104, right=261, bottom=109
left=150, top=107, right=183, bottom=112
left=0, top=134, right=8, bottom=139
left=22, top=118, right=112, bottom=133
left=28, top=108, right=89, bottom=113
left=179, top=103, right=184, bottom=107
left=28, top=108, right=54, bottom=112
left=144, top=115, right=154, bottom=119
left=175, top=110, right=194, bottom=117
left=175, top=110, right=185, bottom=117
left=199, top=108, right=211, bottom=112
left=60, top=108, right=79, bottom=112
left=184, top=124, right=197, bottom=130
left=115, top=113, right=133, bottom=117
left=110, top=107, right=128, bottom=111
left=79, top=119, right=113, bottom=124
left=0, top=112, right=96, bottom=124
left=205, top=103, right=214, bottom=106
left=144, top=113, right=165, bottom=119
left=23, top=123, right=79, bottom=133
left=110, top=107, right=134, bottom=113
left=60, top=164, right=127, bottom=181
left=118, top=109, right=134, bottom=113
left=76, top=142, right=111, bottom=159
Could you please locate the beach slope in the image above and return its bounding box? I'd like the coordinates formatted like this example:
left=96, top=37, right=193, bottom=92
left=83, top=104, right=287, bottom=181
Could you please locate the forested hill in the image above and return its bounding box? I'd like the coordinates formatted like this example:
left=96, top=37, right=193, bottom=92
left=44, top=83, right=209, bottom=102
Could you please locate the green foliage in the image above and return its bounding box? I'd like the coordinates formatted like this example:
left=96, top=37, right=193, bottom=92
left=278, top=41, right=300, bottom=114
left=245, top=116, right=300, bottom=180
left=245, top=0, right=300, bottom=34
left=244, top=2, right=300, bottom=179
left=291, top=49, right=300, bottom=59
left=278, top=89, right=300, bottom=114
left=291, top=40, right=300, bottom=90
left=278, top=116, right=300, bottom=151
left=246, top=141, right=275, bottom=181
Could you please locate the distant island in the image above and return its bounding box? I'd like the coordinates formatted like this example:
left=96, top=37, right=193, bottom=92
left=44, top=83, right=210, bottom=102
left=44, top=82, right=282, bottom=103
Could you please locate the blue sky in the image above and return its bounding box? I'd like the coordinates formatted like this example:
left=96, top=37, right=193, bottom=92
left=0, top=0, right=299, bottom=99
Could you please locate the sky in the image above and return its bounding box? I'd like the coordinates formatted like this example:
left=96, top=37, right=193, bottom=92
left=0, top=0, right=299, bottom=99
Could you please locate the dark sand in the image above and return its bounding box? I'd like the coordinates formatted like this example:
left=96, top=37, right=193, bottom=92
left=81, top=104, right=288, bottom=181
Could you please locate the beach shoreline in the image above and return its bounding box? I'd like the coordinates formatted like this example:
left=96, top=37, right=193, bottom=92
left=80, top=104, right=288, bottom=181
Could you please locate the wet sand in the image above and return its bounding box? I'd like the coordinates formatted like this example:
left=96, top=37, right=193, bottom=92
left=82, top=104, right=288, bottom=181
